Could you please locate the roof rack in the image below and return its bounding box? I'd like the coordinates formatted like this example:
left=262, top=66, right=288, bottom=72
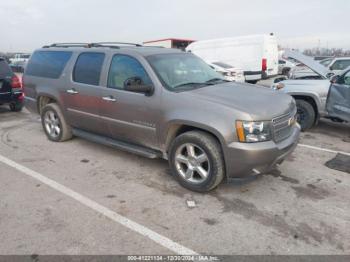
left=42, top=43, right=91, bottom=48
left=92, top=42, right=142, bottom=47
left=42, top=42, right=143, bottom=49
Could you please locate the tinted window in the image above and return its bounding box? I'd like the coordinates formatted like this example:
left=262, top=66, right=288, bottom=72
left=279, top=60, right=286, bottom=64
left=108, top=55, right=151, bottom=89
left=332, top=60, right=350, bottom=71
left=26, top=51, right=72, bottom=78
left=343, top=71, right=350, bottom=86
left=0, top=60, right=12, bottom=79
left=73, top=52, right=105, bottom=86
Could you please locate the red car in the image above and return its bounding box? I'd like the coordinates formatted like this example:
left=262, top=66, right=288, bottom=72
left=0, top=57, right=24, bottom=112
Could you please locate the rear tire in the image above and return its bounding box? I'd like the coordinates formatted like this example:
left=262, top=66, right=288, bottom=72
left=9, top=102, right=23, bottom=112
left=169, top=131, right=225, bottom=192
left=295, top=99, right=316, bottom=131
left=41, top=103, right=72, bottom=142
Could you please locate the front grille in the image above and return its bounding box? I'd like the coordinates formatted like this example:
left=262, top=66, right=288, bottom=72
left=272, top=110, right=296, bottom=143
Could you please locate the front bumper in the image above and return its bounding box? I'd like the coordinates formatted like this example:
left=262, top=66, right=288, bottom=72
left=223, top=124, right=300, bottom=181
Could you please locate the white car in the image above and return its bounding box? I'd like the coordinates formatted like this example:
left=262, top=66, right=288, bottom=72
left=9, top=53, right=31, bottom=66
left=321, top=57, right=350, bottom=75
left=207, top=61, right=245, bottom=82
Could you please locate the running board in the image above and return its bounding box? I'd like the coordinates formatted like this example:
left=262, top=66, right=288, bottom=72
left=72, top=128, right=161, bottom=159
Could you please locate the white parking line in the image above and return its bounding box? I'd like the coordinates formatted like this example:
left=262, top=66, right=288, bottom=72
left=298, top=143, right=350, bottom=156
left=0, top=154, right=198, bottom=255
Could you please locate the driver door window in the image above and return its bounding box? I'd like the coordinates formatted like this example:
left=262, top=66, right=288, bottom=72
left=107, top=55, right=151, bottom=90
left=343, top=71, right=350, bottom=86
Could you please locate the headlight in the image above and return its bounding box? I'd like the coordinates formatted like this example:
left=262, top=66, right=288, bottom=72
left=235, top=120, right=272, bottom=142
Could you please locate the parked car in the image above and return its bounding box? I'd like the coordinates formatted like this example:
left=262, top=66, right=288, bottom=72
left=278, top=59, right=296, bottom=75
left=0, top=57, right=24, bottom=112
left=186, top=34, right=279, bottom=83
left=9, top=53, right=31, bottom=73
left=314, top=56, right=334, bottom=61
left=322, top=57, right=350, bottom=75
left=272, top=50, right=349, bottom=130
left=288, top=64, right=321, bottom=80
left=207, top=61, right=245, bottom=82
left=23, top=42, right=300, bottom=192
left=319, top=57, right=334, bottom=67
left=326, top=69, right=350, bottom=123
left=9, top=53, right=31, bottom=65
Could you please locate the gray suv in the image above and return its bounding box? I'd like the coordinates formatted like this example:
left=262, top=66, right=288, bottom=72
left=23, top=42, right=300, bottom=192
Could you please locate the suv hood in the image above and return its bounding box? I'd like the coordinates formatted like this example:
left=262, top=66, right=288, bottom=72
left=188, top=82, right=295, bottom=120
left=284, top=50, right=331, bottom=78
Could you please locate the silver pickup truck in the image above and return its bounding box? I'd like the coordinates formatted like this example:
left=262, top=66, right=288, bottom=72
left=272, top=50, right=350, bottom=131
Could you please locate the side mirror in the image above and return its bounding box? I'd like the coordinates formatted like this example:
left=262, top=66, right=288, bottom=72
left=330, top=75, right=339, bottom=84
left=124, top=77, right=154, bottom=96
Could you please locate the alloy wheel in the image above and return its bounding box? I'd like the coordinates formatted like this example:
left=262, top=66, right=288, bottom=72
left=174, top=143, right=210, bottom=183
left=44, top=110, right=61, bottom=138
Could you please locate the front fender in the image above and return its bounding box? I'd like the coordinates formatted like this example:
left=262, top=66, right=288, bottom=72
left=163, top=119, right=227, bottom=149
left=285, top=91, right=323, bottom=114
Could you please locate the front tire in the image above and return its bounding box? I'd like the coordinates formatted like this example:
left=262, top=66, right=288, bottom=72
left=296, top=99, right=316, bottom=131
left=41, top=103, right=73, bottom=142
left=169, top=131, right=225, bottom=192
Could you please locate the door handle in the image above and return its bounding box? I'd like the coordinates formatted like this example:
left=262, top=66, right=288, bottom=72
left=66, top=89, right=79, bottom=95
left=102, top=96, right=117, bottom=102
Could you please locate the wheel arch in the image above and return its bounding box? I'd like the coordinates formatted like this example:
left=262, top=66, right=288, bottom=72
left=291, top=94, right=319, bottom=122
left=36, top=93, right=60, bottom=114
left=164, top=121, right=226, bottom=155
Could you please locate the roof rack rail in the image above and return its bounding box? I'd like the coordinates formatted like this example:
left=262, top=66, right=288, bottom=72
left=92, top=42, right=142, bottom=47
left=42, top=42, right=144, bottom=49
left=42, top=43, right=91, bottom=48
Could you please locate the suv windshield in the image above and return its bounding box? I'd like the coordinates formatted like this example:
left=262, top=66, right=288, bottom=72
left=147, top=53, right=225, bottom=91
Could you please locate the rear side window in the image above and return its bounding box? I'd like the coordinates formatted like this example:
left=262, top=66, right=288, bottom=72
left=0, top=60, right=12, bottom=79
left=26, top=51, right=72, bottom=79
left=73, top=52, right=105, bottom=86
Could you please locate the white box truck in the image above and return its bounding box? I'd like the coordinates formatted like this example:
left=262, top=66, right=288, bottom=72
left=186, top=34, right=278, bottom=83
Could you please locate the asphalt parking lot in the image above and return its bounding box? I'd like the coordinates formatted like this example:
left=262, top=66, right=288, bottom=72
left=0, top=105, right=349, bottom=255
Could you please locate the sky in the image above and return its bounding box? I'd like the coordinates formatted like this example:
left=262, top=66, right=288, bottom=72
left=0, top=0, right=349, bottom=52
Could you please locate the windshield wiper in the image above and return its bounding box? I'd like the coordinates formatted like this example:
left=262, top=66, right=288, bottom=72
left=173, top=82, right=207, bottom=89
left=173, top=79, right=228, bottom=90
left=205, top=78, right=229, bottom=84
